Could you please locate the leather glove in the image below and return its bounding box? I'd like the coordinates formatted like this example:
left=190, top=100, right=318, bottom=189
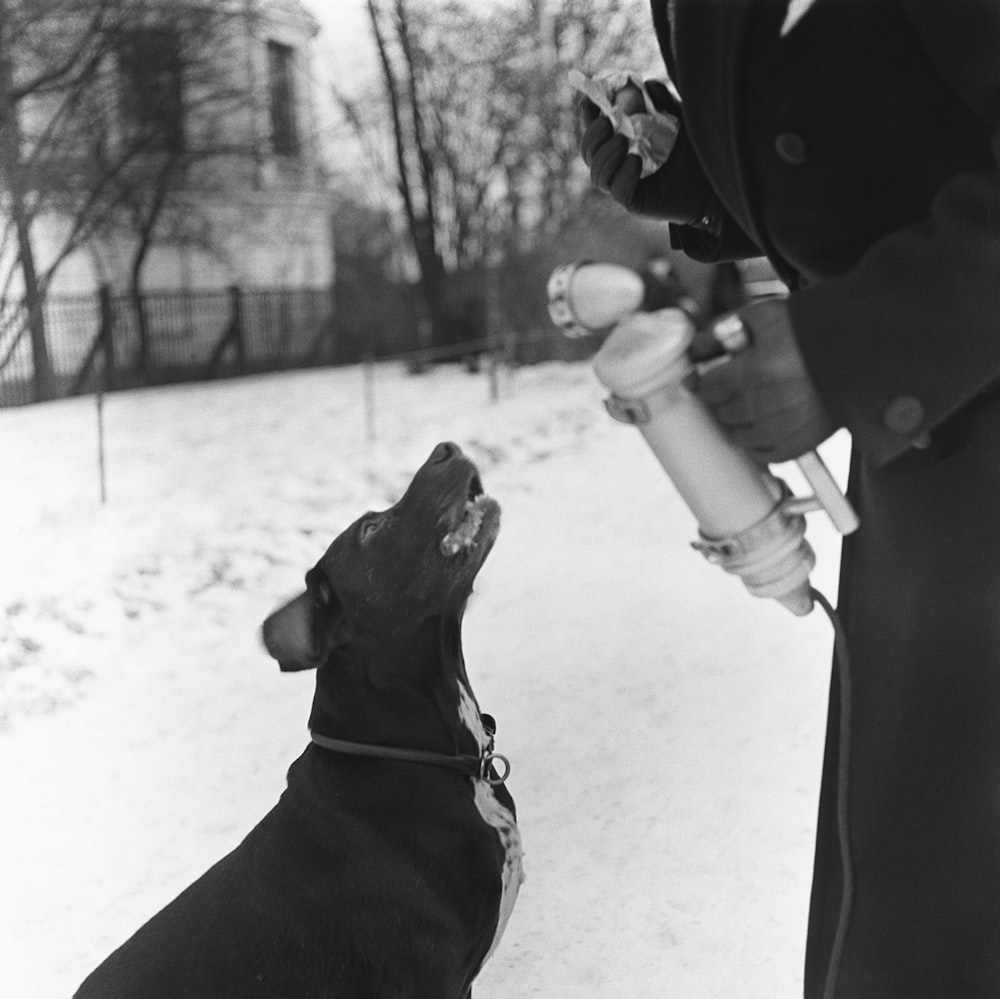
left=578, top=79, right=715, bottom=224
left=690, top=298, right=838, bottom=463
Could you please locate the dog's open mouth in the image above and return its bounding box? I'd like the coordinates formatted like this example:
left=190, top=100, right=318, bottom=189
left=440, top=473, right=500, bottom=557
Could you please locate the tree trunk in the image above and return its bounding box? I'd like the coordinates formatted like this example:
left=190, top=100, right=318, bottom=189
left=0, top=23, right=54, bottom=402
left=367, top=0, right=447, bottom=347
left=126, top=152, right=182, bottom=379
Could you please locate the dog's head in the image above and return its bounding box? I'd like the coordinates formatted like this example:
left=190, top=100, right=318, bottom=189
left=261, top=442, right=500, bottom=672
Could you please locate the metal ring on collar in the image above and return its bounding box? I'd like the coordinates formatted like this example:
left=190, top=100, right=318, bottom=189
left=480, top=752, right=511, bottom=786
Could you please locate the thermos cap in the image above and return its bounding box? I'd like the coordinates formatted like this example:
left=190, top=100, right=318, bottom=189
left=547, top=262, right=646, bottom=336
left=593, top=310, right=695, bottom=400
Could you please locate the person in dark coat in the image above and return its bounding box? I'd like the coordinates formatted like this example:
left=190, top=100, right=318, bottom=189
left=580, top=2, right=1000, bottom=997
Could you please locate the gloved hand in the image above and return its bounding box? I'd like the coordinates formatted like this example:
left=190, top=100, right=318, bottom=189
left=690, top=298, right=838, bottom=463
left=578, top=79, right=714, bottom=223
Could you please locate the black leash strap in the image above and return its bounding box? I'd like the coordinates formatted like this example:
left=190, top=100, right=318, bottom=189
left=810, top=586, right=855, bottom=999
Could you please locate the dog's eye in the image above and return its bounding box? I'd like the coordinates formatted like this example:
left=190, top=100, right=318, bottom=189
left=360, top=519, right=381, bottom=543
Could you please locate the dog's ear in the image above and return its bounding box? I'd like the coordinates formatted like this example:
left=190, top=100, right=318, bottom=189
left=261, top=571, right=344, bottom=671
left=262, top=592, right=319, bottom=671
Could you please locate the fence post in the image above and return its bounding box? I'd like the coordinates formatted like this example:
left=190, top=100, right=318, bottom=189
left=363, top=352, right=376, bottom=444
left=228, top=285, right=246, bottom=371
left=488, top=348, right=501, bottom=403
left=132, top=290, right=149, bottom=381
left=98, top=284, right=115, bottom=391
left=95, top=388, right=107, bottom=505
left=484, top=264, right=498, bottom=403
left=95, top=284, right=114, bottom=505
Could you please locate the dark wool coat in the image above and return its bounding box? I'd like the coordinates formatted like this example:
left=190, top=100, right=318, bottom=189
left=649, top=1, right=1000, bottom=996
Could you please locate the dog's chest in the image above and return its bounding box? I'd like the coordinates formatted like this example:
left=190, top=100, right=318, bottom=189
left=457, top=683, right=524, bottom=961
left=472, top=776, right=524, bottom=961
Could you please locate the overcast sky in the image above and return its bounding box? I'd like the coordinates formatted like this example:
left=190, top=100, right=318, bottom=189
left=306, top=0, right=370, bottom=79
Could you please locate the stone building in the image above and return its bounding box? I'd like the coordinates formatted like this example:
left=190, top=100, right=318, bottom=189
left=24, top=0, right=333, bottom=296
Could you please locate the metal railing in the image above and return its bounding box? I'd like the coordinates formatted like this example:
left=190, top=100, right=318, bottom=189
left=0, top=284, right=334, bottom=407
left=0, top=280, right=598, bottom=409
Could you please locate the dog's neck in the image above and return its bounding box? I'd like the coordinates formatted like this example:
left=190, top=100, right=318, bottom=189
left=307, top=612, right=485, bottom=758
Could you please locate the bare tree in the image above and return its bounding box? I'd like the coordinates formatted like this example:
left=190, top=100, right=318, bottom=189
left=358, top=0, right=447, bottom=338
left=88, top=4, right=261, bottom=371
left=0, top=0, right=262, bottom=396
left=330, top=0, right=654, bottom=345
left=0, top=0, right=123, bottom=399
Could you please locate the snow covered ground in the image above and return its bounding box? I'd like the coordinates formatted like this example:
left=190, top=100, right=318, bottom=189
left=0, top=360, right=850, bottom=997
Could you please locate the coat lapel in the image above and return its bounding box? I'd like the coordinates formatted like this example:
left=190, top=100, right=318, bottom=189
left=670, top=0, right=763, bottom=248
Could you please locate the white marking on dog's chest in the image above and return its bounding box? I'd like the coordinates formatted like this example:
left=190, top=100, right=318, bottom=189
left=457, top=682, right=490, bottom=753
left=472, top=778, right=524, bottom=962
left=457, top=683, right=525, bottom=962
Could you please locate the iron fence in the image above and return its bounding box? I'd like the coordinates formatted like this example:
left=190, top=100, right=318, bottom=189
left=0, top=285, right=334, bottom=407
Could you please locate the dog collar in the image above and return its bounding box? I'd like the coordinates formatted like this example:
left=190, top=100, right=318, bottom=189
left=309, top=714, right=511, bottom=786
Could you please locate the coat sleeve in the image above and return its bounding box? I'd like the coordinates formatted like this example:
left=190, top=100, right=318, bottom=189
left=649, top=0, right=764, bottom=262
left=788, top=0, right=1000, bottom=466
left=668, top=213, right=763, bottom=263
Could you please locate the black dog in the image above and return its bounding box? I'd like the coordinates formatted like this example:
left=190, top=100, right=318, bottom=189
left=75, top=442, right=522, bottom=998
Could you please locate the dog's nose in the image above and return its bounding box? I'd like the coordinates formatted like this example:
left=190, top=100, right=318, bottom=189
left=430, top=442, right=461, bottom=464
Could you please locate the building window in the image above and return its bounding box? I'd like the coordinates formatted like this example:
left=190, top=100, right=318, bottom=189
left=116, top=27, right=185, bottom=152
left=267, top=40, right=299, bottom=156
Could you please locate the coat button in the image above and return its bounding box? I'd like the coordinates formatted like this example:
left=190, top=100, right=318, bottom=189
left=883, top=396, right=925, bottom=435
left=775, top=131, right=808, bottom=165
